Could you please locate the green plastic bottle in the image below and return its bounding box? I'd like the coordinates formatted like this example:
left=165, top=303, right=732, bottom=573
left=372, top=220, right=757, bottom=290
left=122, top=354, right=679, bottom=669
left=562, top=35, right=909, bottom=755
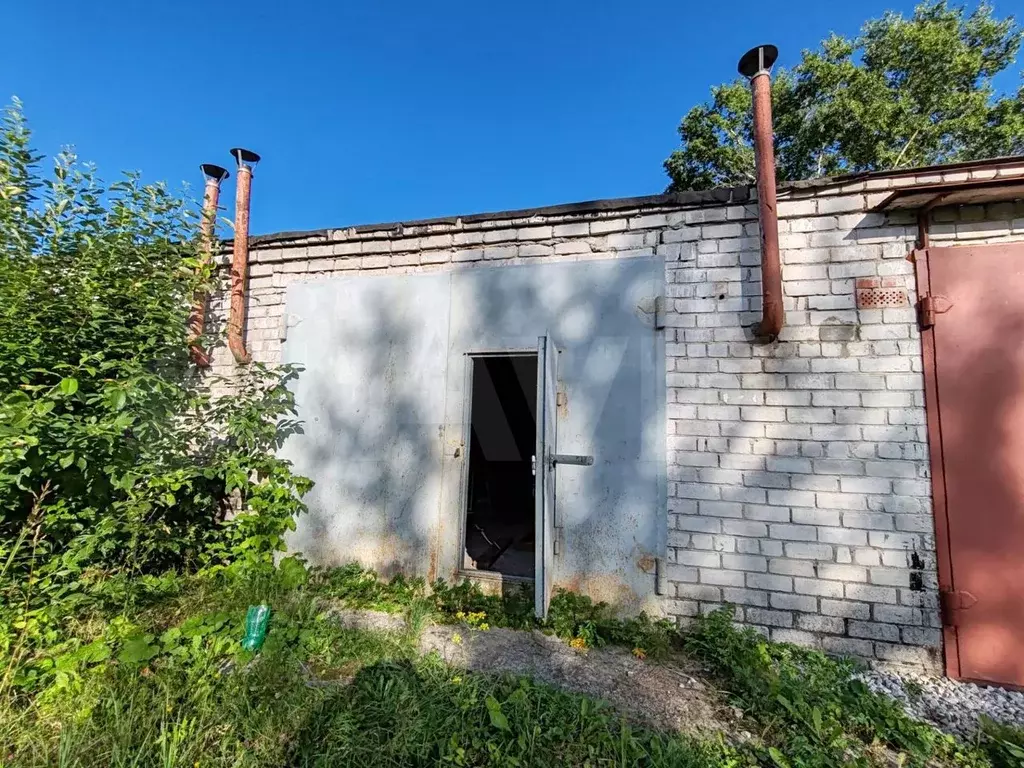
left=241, top=604, right=271, bottom=651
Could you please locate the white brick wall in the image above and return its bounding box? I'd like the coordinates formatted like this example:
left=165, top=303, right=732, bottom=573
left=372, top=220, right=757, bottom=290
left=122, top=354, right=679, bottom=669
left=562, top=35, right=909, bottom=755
left=205, top=162, right=1024, bottom=670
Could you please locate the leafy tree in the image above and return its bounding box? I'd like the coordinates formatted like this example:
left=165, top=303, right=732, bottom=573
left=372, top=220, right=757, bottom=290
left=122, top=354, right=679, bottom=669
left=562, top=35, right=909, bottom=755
left=664, top=1, right=1024, bottom=191
left=0, top=99, right=311, bottom=632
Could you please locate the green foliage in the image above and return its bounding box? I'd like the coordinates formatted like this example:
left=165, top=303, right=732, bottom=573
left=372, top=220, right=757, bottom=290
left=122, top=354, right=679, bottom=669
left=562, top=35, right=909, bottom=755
left=665, top=1, right=1024, bottom=190
left=310, top=562, right=429, bottom=613
left=686, top=608, right=987, bottom=768
left=318, top=566, right=680, bottom=658
left=0, top=99, right=311, bottom=690
left=979, top=716, right=1024, bottom=767
left=430, top=578, right=535, bottom=632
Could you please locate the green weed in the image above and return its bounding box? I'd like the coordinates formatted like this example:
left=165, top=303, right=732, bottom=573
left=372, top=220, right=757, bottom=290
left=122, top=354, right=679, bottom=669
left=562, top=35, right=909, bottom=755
left=979, top=716, right=1024, bottom=768
left=686, top=607, right=988, bottom=768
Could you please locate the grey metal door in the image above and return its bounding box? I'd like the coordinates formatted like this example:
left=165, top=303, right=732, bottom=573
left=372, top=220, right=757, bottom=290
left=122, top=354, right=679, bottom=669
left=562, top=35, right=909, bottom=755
left=534, top=334, right=557, bottom=619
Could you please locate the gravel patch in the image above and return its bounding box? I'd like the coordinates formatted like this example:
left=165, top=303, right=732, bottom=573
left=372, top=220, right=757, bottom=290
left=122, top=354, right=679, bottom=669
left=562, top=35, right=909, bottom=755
left=420, top=623, right=735, bottom=736
left=859, top=668, right=1024, bottom=738
left=320, top=603, right=735, bottom=737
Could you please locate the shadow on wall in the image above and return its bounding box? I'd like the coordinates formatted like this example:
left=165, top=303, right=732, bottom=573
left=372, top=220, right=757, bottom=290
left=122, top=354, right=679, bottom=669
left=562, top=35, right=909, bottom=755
left=279, top=272, right=451, bottom=578
left=278, top=256, right=665, bottom=609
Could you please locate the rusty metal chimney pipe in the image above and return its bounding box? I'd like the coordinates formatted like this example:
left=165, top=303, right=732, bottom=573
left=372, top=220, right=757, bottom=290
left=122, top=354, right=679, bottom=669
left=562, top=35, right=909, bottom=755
left=228, top=148, right=260, bottom=365
left=739, top=45, right=783, bottom=339
left=189, top=164, right=229, bottom=367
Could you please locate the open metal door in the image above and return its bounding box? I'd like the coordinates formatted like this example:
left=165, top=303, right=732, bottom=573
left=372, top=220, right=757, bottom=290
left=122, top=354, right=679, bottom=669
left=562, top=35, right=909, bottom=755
left=535, top=335, right=557, bottom=619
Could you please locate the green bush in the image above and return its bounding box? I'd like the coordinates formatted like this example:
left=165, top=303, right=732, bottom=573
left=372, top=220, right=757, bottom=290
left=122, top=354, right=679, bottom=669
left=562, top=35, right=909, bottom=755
left=0, top=100, right=311, bottom=691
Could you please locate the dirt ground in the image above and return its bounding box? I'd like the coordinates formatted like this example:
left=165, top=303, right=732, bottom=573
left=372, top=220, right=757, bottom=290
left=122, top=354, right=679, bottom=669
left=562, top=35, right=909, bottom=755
left=325, top=607, right=737, bottom=737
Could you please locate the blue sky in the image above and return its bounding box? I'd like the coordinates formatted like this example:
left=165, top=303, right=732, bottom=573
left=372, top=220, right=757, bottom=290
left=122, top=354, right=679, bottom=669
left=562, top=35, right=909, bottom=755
left=2, top=1, right=1020, bottom=235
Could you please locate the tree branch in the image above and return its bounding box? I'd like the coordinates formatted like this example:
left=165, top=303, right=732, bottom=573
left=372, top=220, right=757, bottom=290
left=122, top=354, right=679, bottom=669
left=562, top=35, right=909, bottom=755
left=892, top=127, right=922, bottom=168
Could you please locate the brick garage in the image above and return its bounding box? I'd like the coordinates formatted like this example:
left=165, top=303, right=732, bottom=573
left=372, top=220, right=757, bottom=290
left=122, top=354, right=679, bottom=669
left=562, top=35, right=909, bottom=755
left=206, top=157, right=1024, bottom=672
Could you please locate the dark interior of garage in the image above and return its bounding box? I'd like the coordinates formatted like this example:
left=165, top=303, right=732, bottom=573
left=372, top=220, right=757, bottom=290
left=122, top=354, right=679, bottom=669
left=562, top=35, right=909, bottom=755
left=464, top=354, right=537, bottom=578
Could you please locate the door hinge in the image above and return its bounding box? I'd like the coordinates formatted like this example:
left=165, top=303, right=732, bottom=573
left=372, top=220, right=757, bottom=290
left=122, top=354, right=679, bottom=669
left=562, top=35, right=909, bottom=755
left=917, top=294, right=951, bottom=330
left=279, top=313, right=302, bottom=341
left=940, top=589, right=977, bottom=627
left=654, top=296, right=667, bottom=331
left=655, top=557, right=667, bottom=596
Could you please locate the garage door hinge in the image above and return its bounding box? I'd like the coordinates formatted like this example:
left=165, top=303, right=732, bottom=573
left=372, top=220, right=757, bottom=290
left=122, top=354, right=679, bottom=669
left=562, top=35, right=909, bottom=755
left=940, top=589, right=977, bottom=627
left=917, top=294, right=951, bottom=330
left=654, top=296, right=666, bottom=331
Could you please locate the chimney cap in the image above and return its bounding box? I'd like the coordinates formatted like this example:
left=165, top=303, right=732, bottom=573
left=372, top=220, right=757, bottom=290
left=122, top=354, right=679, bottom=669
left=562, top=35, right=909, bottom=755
left=230, top=148, right=261, bottom=168
left=200, top=163, right=230, bottom=182
left=738, top=45, right=778, bottom=78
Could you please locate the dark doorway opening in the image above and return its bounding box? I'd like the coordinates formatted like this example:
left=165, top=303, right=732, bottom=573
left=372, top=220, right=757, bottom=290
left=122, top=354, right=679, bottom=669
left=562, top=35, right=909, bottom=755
left=464, top=354, right=537, bottom=578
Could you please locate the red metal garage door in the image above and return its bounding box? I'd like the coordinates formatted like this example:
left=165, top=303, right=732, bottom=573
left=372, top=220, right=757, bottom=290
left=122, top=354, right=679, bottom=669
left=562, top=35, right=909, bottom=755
left=917, top=243, right=1024, bottom=687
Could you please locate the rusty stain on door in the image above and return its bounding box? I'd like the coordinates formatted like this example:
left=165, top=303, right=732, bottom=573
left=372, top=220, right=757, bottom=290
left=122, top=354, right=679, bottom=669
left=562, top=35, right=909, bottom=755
left=917, top=243, right=1024, bottom=687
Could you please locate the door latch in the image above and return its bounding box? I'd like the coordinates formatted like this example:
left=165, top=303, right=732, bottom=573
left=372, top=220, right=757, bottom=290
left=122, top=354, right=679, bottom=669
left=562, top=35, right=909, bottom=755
left=550, top=454, right=594, bottom=467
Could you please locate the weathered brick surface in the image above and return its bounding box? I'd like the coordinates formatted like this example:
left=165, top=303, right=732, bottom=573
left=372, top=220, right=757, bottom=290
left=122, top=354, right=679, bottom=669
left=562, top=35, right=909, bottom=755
left=205, top=163, right=1024, bottom=670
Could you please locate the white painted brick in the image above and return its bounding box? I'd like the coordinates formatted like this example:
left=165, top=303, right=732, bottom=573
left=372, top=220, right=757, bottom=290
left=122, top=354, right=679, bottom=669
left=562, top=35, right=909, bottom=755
left=675, top=583, right=722, bottom=601
left=769, top=558, right=816, bottom=577
left=589, top=218, right=628, bottom=235
left=673, top=513, right=717, bottom=533
left=772, top=629, right=821, bottom=646
left=849, top=621, right=899, bottom=642
left=722, top=520, right=768, bottom=537
left=798, top=614, right=846, bottom=633
left=746, top=608, right=793, bottom=628
left=821, top=599, right=871, bottom=619
left=747, top=573, right=793, bottom=592
left=518, top=243, right=553, bottom=258
left=845, top=583, right=898, bottom=603
left=840, top=477, right=892, bottom=494
left=740, top=405, right=787, bottom=422
left=555, top=241, right=593, bottom=255
left=771, top=593, right=818, bottom=612
left=785, top=542, right=833, bottom=560
left=699, top=568, right=746, bottom=587
left=822, top=637, right=875, bottom=657
left=722, top=554, right=768, bottom=572
left=722, top=588, right=769, bottom=606
left=698, top=500, right=745, bottom=518
left=901, top=627, right=942, bottom=646
left=678, top=550, right=722, bottom=568
left=742, top=503, right=789, bottom=521
left=666, top=563, right=698, bottom=583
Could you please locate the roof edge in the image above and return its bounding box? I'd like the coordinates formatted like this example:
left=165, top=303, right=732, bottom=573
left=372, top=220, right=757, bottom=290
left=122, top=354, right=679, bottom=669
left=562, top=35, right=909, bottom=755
left=246, top=185, right=752, bottom=247
left=244, top=155, right=1024, bottom=247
